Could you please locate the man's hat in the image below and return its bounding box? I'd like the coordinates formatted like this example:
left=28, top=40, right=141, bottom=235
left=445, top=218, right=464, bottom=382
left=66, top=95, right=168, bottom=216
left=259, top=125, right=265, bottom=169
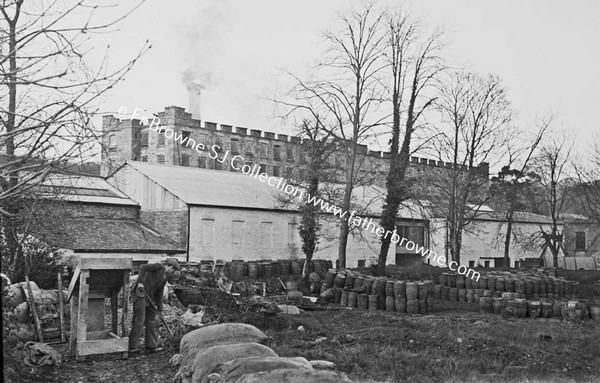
left=164, top=258, right=181, bottom=270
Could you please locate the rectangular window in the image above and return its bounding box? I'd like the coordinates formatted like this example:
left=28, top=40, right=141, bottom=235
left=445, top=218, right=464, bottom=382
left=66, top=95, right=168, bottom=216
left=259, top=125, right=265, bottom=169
left=181, top=131, right=191, bottom=144
left=259, top=164, right=267, bottom=174
left=273, top=146, right=281, bottom=161
left=397, top=225, right=425, bottom=247
left=140, top=156, right=148, bottom=162
left=245, top=140, right=254, bottom=155
left=286, top=147, right=294, bottom=161
left=157, top=154, right=165, bottom=164
left=287, top=222, right=297, bottom=245
left=141, top=132, right=148, bottom=147
left=157, top=133, right=165, bottom=147
left=231, top=139, right=239, bottom=154
left=357, top=260, right=366, bottom=268
left=201, top=219, right=214, bottom=247
left=273, top=166, right=280, bottom=177
left=285, top=167, right=293, bottom=178
left=181, top=154, right=190, bottom=166
left=484, top=260, right=490, bottom=268
left=232, top=220, right=244, bottom=246
left=260, top=222, right=273, bottom=248
left=197, top=157, right=206, bottom=168
left=199, top=134, right=208, bottom=150
left=215, top=159, right=223, bottom=170
left=575, top=232, right=586, bottom=250
left=469, top=261, right=475, bottom=268
left=215, top=136, right=223, bottom=152
left=260, top=143, right=268, bottom=158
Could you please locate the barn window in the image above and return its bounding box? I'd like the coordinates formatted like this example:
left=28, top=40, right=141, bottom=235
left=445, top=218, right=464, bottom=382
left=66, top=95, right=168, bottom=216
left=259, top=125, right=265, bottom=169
left=157, top=133, right=165, bottom=147
left=575, top=232, right=586, bottom=250
left=181, top=154, right=190, bottom=166
left=273, top=146, right=281, bottom=161
left=273, top=166, right=280, bottom=177
left=141, top=132, right=148, bottom=147
left=357, top=260, right=366, bottom=268
left=157, top=154, right=165, bottom=164
left=197, top=157, right=206, bottom=168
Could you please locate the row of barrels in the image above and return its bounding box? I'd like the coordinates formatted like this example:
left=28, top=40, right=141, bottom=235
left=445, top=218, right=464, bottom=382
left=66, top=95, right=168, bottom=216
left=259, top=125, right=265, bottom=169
left=227, top=259, right=333, bottom=281
left=479, top=297, right=600, bottom=321
left=321, top=269, right=435, bottom=314
left=438, top=272, right=578, bottom=300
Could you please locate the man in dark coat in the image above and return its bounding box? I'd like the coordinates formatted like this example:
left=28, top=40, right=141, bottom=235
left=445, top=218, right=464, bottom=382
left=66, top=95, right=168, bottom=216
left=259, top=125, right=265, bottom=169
left=128, top=259, right=180, bottom=352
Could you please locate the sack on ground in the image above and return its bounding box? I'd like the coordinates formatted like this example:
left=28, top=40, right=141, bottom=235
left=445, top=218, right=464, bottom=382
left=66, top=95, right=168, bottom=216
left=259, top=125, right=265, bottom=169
left=233, top=368, right=353, bottom=383
left=205, top=356, right=312, bottom=383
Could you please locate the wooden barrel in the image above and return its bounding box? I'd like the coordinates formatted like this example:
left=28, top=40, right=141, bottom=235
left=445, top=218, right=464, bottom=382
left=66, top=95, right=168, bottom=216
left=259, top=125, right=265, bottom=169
left=395, top=298, right=407, bottom=313
left=466, top=289, right=475, bottom=303
left=357, top=293, right=369, bottom=310
left=528, top=301, right=541, bottom=319
left=447, top=274, right=457, bottom=288
left=385, top=281, right=395, bottom=298
left=333, top=272, right=346, bottom=289
left=505, top=278, right=515, bottom=293
left=456, top=275, right=466, bottom=289
left=417, top=282, right=428, bottom=300
left=263, top=262, right=273, bottom=278
left=373, top=278, right=387, bottom=297
left=515, top=279, right=526, bottom=294
left=538, top=278, right=547, bottom=295
left=433, top=284, right=443, bottom=299
left=340, top=290, right=348, bottom=306
left=368, top=295, right=379, bottom=311
left=482, top=289, right=492, bottom=297
left=532, top=278, right=540, bottom=295
left=479, top=297, right=493, bottom=313
left=394, top=281, right=406, bottom=299
left=541, top=302, right=553, bottom=318
left=439, top=273, right=448, bottom=286
left=427, top=297, right=434, bottom=313
left=458, top=288, right=467, bottom=302
left=492, top=297, right=504, bottom=314
left=354, top=276, right=365, bottom=290
left=479, top=276, right=488, bottom=290
left=418, top=299, right=427, bottom=314
left=271, top=261, right=281, bottom=277
left=441, top=286, right=450, bottom=300
left=525, top=279, right=534, bottom=298
left=363, top=278, right=374, bottom=295
left=406, top=300, right=419, bottom=314
left=495, top=277, right=505, bottom=292
left=232, top=261, right=248, bottom=281
left=334, top=288, right=342, bottom=304
left=486, top=276, right=496, bottom=292
left=406, top=282, right=418, bottom=300
left=465, top=276, right=473, bottom=289
left=347, top=292, right=357, bottom=308
left=290, top=260, right=301, bottom=276
left=324, top=269, right=337, bottom=289
left=511, top=299, right=527, bottom=318
left=279, top=259, right=290, bottom=276
left=546, top=278, right=554, bottom=295
left=448, top=287, right=458, bottom=301
left=345, top=274, right=356, bottom=290
left=386, top=296, right=395, bottom=312
left=473, top=289, right=482, bottom=303
left=247, top=262, right=258, bottom=279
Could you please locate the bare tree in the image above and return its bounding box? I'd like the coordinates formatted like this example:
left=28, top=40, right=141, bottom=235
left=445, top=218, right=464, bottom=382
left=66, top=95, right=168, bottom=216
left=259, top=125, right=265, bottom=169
left=573, top=135, right=600, bottom=224
left=1, top=0, right=148, bottom=281
left=531, top=138, right=575, bottom=267
left=275, top=3, right=387, bottom=268
left=489, top=116, right=550, bottom=266
left=431, top=70, right=513, bottom=265
left=376, top=10, right=444, bottom=275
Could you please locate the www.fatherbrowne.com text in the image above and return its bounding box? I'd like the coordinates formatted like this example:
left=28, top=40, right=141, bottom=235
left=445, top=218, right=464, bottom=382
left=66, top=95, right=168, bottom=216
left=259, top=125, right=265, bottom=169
left=121, top=106, right=480, bottom=281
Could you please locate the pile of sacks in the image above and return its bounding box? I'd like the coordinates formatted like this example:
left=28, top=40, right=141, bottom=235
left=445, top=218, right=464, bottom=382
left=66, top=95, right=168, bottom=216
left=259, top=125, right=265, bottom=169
left=174, top=322, right=352, bottom=383
left=3, top=281, right=67, bottom=341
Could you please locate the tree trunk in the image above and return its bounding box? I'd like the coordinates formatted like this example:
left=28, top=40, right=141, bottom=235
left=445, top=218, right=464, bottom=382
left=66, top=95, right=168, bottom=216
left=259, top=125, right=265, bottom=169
left=503, top=208, right=514, bottom=267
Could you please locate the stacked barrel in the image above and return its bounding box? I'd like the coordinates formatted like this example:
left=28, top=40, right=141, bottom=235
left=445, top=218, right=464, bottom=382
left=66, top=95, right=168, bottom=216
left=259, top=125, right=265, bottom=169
left=226, top=259, right=333, bottom=281
left=324, top=270, right=433, bottom=314
left=434, top=270, right=600, bottom=321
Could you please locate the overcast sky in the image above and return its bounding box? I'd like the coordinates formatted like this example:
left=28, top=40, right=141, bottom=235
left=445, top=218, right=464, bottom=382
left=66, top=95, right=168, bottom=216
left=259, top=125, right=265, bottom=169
left=96, top=0, right=599, bottom=155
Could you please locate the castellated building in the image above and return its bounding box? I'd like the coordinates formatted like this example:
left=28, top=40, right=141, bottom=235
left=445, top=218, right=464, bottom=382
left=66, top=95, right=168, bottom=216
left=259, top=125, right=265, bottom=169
left=101, top=105, right=490, bottom=196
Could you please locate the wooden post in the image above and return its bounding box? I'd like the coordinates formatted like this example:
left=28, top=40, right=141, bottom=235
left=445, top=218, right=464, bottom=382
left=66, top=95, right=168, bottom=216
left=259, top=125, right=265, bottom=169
left=122, top=270, right=130, bottom=337
left=57, top=273, right=66, bottom=343
left=69, top=288, right=79, bottom=358
left=25, top=277, right=44, bottom=343
left=76, top=270, right=90, bottom=362
left=111, top=288, right=118, bottom=334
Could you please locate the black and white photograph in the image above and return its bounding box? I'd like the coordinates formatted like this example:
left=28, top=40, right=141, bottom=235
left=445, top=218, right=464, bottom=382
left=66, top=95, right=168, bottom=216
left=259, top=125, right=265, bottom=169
left=2, top=0, right=599, bottom=382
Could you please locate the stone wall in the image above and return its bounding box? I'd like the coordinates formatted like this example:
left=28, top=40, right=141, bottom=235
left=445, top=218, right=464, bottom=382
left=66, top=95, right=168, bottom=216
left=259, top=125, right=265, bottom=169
left=140, top=210, right=189, bottom=248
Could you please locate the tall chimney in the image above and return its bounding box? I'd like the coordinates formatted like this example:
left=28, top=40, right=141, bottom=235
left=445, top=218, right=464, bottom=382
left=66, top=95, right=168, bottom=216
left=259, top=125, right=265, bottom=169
left=188, top=85, right=202, bottom=121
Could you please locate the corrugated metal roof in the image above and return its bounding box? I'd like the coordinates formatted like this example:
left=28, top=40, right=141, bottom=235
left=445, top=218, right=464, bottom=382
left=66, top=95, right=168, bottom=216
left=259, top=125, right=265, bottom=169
left=127, top=161, right=286, bottom=210
left=37, top=173, right=138, bottom=206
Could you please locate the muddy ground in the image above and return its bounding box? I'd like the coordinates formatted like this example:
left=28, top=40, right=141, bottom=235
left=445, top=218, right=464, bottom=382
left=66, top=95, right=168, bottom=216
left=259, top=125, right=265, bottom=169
left=4, top=298, right=600, bottom=383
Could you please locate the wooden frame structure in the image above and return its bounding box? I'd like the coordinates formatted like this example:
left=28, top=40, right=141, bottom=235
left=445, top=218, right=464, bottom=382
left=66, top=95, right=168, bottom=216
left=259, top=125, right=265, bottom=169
left=68, top=257, right=132, bottom=361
